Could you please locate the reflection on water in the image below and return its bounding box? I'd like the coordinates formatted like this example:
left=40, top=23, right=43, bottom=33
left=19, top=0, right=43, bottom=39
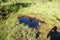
left=18, top=16, right=40, bottom=29
left=47, top=26, right=60, bottom=40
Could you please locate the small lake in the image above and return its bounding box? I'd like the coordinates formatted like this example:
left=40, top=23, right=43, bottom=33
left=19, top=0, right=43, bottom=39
left=18, top=16, right=40, bottom=29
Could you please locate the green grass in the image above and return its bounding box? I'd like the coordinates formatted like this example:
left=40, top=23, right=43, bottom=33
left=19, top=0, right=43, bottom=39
left=0, top=0, right=60, bottom=40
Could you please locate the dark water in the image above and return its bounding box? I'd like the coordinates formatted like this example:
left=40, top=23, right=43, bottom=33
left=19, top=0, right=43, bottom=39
left=47, top=26, right=60, bottom=40
left=18, top=16, right=40, bottom=29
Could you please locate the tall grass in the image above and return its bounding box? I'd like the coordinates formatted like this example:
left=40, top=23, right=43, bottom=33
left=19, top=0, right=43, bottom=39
left=0, top=0, right=60, bottom=40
